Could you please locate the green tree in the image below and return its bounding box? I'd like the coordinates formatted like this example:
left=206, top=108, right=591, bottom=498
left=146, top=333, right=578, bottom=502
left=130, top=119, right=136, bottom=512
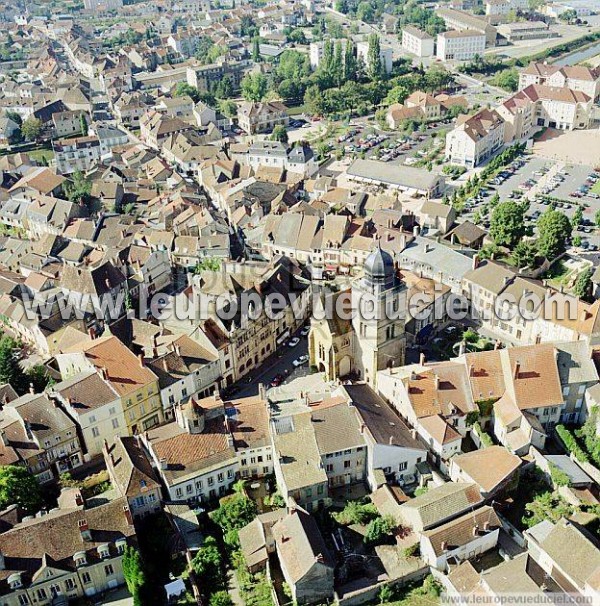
left=595, top=209, right=600, bottom=227
left=240, top=73, right=268, bottom=102
left=364, top=515, right=396, bottom=545
left=209, top=591, right=234, bottom=606
left=304, top=84, right=326, bottom=116
left=0, top=336, right=19, bottom=386
left=270, top=125, right=288, bottom=144
left=332, top=500, right=379, bottom=525
left=490, top=201, right=526, bottom=248
left=210, top=492, right=258, bottom=537
left=191, top=537, right=224, bottom=589
left=174, top=82, right=200, bottom=103
left=215, top=75, right=233, bottom=100
left=512, top=240, right=536, bottom=269
left=366, top=34, right=383, bottom=81
left=573, top=267, right=593, bottom=300
left=537, top=209, right=572, bottom=259
left=252, top=36, right=261, bottom=62
left=218, top=100, right=237, bottom=118
left=122, top=547, right=146, bottom=606
left=79, top=113, right=88, bottom=136
left=64, top=171, right=92, bottom=206
left=522, top=492, right=573, bottom=528
left=356, top=1, right=374, bottom=22
left=0, top=465, right=42, bottom=512
left=21, top=117, right=42, bottom=141
left=571, top=205, right=583, bottom=228
left=343, top=39, right=356, bottom=83
left=490, top=67, right=519, bottom=92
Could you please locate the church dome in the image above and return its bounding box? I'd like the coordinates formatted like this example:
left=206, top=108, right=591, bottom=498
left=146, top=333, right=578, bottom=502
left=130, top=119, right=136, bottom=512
left=364, top=245, right=396, bottom=287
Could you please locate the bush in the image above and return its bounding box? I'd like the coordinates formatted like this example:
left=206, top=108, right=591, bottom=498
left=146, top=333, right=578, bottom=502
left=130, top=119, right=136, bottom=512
left=549, top=463, right=570, bottom=487
left=332, top=500, right=379, bottom=525
left=364, top=514, right=395, bottom=545
left=556, top=425, right=588, bottom=463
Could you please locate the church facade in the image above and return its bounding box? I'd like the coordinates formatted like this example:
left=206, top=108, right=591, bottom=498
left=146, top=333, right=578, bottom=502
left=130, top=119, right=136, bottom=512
left=308, top=247, right=407, bottom=387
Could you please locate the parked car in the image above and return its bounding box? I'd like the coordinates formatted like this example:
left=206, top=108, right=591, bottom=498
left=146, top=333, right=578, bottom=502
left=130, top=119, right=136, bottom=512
left=288, top=337, right=300, bottom=347
left=292, top=355, right=309, bottom=367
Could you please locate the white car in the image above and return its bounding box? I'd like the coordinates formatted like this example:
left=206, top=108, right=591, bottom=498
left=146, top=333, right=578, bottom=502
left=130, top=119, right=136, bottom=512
left=300, top=326, right=310, bottom=336
left=292, top=355, right=309, bottom=367
left=288, top=337, right=300, bottom=347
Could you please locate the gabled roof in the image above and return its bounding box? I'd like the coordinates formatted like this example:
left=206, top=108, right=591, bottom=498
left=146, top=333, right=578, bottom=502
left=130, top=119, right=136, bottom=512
left=105, top=436, right=161, bottom=498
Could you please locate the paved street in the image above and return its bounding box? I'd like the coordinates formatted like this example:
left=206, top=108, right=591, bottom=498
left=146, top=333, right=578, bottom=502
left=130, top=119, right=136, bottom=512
left=228, top=329, right=310, bottom=398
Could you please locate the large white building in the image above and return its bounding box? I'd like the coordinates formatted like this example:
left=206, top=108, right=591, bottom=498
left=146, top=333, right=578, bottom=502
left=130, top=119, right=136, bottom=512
left=445, top=108, right=505, bottom=167
left=309, top=39, right=348, bottom=69
left=519, top=62, right=600, bottom=101
left=436, top=30, right=486, bottom=62
left=401, top=26, right=435, bottom=58
left=356, top=40, right=393, bottom=74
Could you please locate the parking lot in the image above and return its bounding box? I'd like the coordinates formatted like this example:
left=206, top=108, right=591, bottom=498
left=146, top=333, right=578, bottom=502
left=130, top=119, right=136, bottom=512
left=462, top=154, right=600, bottom=249
left=317, top=119, right=451, bottom=170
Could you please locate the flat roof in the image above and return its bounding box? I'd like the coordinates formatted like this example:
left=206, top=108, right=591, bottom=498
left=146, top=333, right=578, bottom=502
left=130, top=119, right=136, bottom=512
left=346, top=159, right=442, bottom=192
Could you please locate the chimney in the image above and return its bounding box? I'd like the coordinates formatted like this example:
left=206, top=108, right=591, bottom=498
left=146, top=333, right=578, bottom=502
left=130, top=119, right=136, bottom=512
left=468, top=364, right=474, bottom=377
left=29, top=383, right=35, bottom=395
left=75, top=492, right=84, bottom=507
left=503, top=276, right=511, bottom=286
left=483, top=520, right=490, bottom=532
left=514, top=361, right=520, bottom=379
left=123, top=505, right=133, bottom=526
left=0, top=550, right=5, bottom=571
left=441, top=541, right=448, bottom=551
left=138, top=353, right=145, bottom=367
left=78, top=519, right=91, bottom=541
left=472, top=524, right=480, bottom=537
left=0, top=430, right=8, bottom=448
left=360, top=423, right=366, bottom=434
left=472, top=253, right=480, bottom=271
left=389, top=435, right=394, bottom=445
left=410, top=429, right=417, bottom=440
left=87, top=326, right=96, bottom=340
left=99, top=367, right=108, bottom=380
left=419, top=352, right=426, bottom=366
left=458, top=340, right=466, bottom=356
left=159, top=457, right=168, bottom=470
left=413, top=225, right=420, bottom=237
left=434, top=375, right=439, bottom=390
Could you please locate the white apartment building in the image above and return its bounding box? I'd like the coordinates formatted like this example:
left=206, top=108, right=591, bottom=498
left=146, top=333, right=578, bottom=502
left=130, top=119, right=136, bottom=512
left=309, top=39, right=348, bottom=69
left=445, top=107, right=505, bottom=167
left=53, top=136, right=103, bottom=174
left=436, top=30, right=486, bottom=62
left=521, top=84, right=592, bottom=130
left=519, top=62, right=600, bottom=101
left=83, top=0, right=123, bottom=9
left=401, top=26, right=435, bottom=58
left=356, top=41, right=393, bottom=73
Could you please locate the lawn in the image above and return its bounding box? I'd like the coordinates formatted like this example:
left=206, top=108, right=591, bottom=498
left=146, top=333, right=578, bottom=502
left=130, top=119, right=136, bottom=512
left=28, top=148, right=54, bottom=164
left=591, top=180, right=600, bottom=195
left=544, top=259, right=576, bottom=290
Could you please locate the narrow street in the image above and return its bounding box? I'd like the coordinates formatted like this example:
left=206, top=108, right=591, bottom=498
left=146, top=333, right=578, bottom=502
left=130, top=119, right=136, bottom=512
left=228, top=330, right=310, bottom=399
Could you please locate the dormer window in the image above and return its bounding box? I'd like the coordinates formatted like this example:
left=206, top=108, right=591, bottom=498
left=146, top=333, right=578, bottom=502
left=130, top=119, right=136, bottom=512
left=116, top=539, right=127, bottom=555
left=8, top=573, right=22, bottom=589
left=97, top=544, right=110, bottom=559
left=74, top=551, right=87, bottom=567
